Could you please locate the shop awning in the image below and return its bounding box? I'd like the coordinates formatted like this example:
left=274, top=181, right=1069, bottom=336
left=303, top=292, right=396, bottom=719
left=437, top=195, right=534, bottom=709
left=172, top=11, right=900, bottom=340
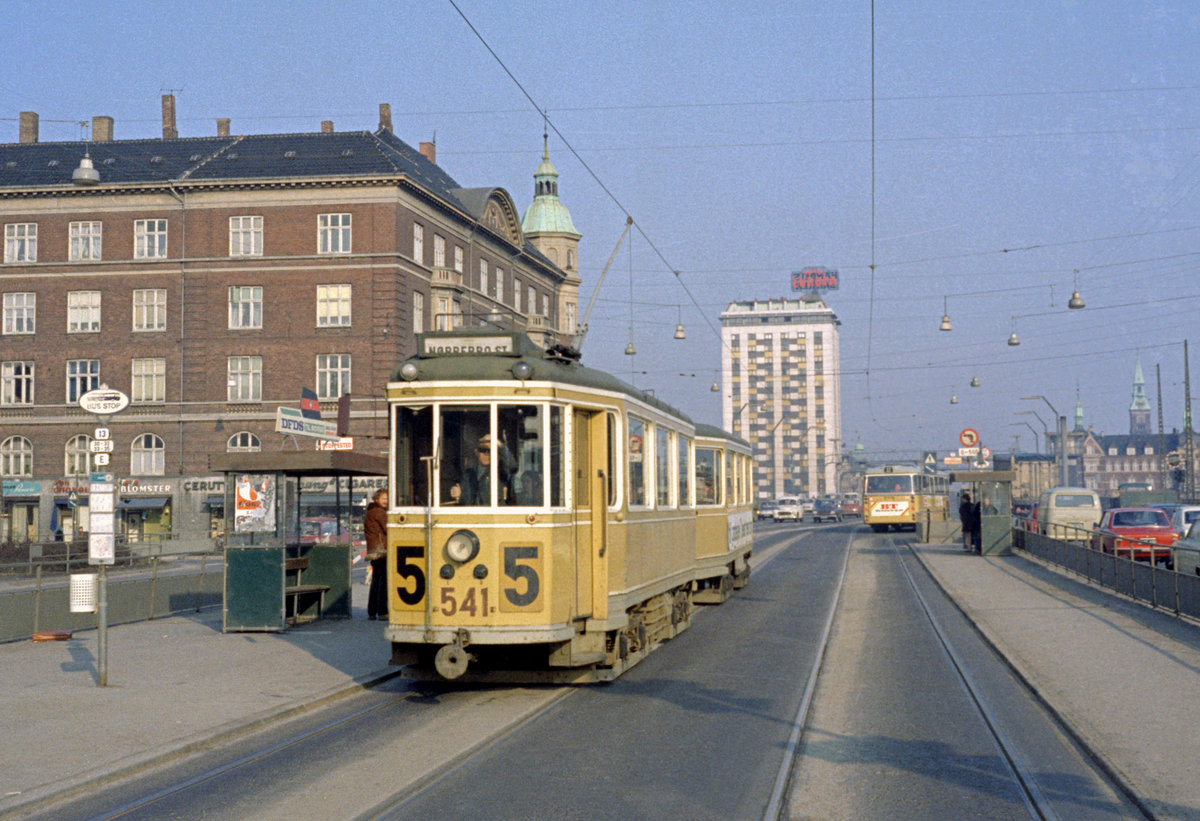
left=203, top=495, right=224, bottom=509
left=117, top=496, right=170, bottom=510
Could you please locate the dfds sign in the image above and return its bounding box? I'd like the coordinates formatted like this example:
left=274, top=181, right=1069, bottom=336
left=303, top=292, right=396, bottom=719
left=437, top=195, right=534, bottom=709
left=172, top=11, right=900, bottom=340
left=791, top=267, right=839, bottom=292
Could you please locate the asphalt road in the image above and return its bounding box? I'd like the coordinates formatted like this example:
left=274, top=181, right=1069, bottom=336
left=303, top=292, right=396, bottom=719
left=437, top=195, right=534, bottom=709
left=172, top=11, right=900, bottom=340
left=29, top=522, right=1142, bottom=820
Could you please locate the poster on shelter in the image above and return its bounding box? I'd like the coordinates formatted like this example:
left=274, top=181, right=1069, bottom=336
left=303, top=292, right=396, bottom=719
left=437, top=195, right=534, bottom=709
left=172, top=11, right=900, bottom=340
left=233, top=474, right=276, bottom=533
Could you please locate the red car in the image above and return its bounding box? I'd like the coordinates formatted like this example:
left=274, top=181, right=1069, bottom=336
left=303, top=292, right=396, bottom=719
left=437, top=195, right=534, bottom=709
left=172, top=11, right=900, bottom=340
left=1091, top=507, right=1176, bottom=564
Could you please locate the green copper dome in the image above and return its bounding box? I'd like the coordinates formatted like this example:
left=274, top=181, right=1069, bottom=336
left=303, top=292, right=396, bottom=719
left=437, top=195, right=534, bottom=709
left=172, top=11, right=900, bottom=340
left=521, top=139, right=580, bottom=238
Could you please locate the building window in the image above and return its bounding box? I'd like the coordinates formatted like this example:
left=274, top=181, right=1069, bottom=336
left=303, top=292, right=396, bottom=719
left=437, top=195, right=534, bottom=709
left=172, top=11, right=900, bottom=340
left=528, top=286, right=536, bottom=316
left=433, top=234, right=445, bottom=267
left=2, top=292, right=35, bottom=334
left=316, top=284, right=351, bottom=327
left=227, top=432, right=261, bottom=452
left=453, top=245, right=463, bottom=273
left=435, top=297, right=451, bottom=331
left=66, top=359, right=99, bottom=403
left=413, top=291, right=424, bottom=334
left=514, top=278, right=522, bottom=312
left=130, top=433, right=165, bottom=476
left=316, top=354, right=351, bottom=400
left=496, top=268, right=505, bottom=303
left=134, top=219, right=168, bottom=259
left=69, top=221, right=102, bottom=261
left=479, top=259, right=489, bottom=296
left=229, top=216, right=263, bottom=256
left=1, top=361, right=33, bottom=405
left=131, top=358, right=166, bottom=403
left=65, top=434, right=94, bottom=475
left=4, top=223, right=36, bottom=263
left=1, top=436, right=33, bottom=477
left=318, top=213, right=351, bottom=254
left=565, top=302, right=577, bottom=334
left=67, top=290, right=101, bottom=333
left=133, top=288, right=167, bottom=332
left=227, top=356, right=262, bottom=401
left=413, top=223, right=424, bottom=263
left=228, top=286, right=263, bottom=329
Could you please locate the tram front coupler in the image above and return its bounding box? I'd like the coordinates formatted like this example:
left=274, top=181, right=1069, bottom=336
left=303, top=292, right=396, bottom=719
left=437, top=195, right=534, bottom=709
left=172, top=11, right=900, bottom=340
left=434, top=628, right=474, bottom=680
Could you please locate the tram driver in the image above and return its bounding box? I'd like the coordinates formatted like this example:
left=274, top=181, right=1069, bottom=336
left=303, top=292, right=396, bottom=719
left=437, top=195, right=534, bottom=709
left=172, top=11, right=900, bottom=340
left=449, top=433, right=516, bottom=505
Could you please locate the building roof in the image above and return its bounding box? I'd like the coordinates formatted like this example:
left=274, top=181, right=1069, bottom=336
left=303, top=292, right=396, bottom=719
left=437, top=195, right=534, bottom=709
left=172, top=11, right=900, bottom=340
left=520, top=141, right=579, bottom=238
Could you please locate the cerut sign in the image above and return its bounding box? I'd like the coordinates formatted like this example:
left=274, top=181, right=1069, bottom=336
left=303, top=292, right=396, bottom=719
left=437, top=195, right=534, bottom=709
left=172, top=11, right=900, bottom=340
left=79, top=386, right=130, bottom=415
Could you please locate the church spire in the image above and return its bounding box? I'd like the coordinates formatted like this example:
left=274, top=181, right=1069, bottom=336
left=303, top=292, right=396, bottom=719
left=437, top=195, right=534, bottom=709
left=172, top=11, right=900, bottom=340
left=1129, top=357, right=1151, bottom=434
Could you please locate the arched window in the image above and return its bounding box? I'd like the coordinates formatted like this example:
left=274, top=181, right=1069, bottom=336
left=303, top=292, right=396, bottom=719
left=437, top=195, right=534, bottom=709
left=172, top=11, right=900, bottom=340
left=1, top=436, right=33, bottom=477
left=64, top=434, right=93, bottom=475
left=227, top=432, right=261, bottom=452
left=566, top=249, right=574, bottom=270
left=130, top=433, right=165, bottom=476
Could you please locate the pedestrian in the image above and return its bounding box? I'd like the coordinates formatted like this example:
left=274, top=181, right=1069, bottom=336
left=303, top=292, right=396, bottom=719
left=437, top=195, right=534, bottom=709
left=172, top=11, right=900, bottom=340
left=364, top=488, right=389, bottom=620
left=959, top=491, right=976, bottom=552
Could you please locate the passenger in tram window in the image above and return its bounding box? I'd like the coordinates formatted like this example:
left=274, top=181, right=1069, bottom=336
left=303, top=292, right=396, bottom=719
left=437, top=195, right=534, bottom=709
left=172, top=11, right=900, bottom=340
left=450, top=433, right=515, bottom=505
left=512, top=469, right=543, bottom=506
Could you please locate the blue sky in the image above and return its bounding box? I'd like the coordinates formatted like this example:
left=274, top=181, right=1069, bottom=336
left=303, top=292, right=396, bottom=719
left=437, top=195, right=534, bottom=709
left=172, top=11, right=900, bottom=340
left=5, top=1, right=1198, bottom=461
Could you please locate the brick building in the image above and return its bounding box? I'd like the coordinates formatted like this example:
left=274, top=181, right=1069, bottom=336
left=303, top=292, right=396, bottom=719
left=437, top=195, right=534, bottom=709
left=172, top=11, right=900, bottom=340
left=0, top=98, right=581, bottom=545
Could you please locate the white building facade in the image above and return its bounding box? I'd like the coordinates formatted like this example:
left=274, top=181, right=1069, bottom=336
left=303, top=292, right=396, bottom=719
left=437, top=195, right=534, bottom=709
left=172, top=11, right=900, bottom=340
left=719, top=297, right=842, bottom=500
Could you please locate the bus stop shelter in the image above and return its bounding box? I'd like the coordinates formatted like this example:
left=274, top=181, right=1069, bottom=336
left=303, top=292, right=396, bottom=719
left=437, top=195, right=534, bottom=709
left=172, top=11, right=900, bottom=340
left=951, top=470, right=1016, bottom=555
left=209, top=450, right=388, bottom=631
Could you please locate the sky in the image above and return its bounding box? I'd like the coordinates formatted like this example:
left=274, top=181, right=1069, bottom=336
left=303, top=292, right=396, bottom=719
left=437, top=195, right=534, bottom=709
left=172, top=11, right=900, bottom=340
left=4, top=1, right=1198, bottom=462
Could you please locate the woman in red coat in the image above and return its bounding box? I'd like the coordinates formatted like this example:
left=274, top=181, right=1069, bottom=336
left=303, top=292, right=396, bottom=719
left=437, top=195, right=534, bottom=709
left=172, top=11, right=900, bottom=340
left=364, top=488, right=389, bottom=620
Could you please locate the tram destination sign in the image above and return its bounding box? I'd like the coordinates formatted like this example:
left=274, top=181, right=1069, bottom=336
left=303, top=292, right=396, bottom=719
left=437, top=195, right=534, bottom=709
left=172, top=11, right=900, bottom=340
left=421, top=334, right=516, bottom=357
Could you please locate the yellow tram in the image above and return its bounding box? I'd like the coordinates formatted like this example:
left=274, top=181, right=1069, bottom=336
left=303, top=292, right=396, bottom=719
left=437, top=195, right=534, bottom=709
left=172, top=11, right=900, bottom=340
left=862, top=465, right=949, bottom=532
left=383, top=330, right=754, bottom=683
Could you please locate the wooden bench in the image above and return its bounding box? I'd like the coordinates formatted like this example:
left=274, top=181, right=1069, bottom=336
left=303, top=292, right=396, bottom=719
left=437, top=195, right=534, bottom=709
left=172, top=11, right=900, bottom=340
left=284, top=556, right=331, bottom=625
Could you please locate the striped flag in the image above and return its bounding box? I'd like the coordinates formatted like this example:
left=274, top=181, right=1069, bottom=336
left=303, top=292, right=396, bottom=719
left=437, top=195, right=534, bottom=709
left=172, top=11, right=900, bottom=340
left=300, top=387, right=321, bottom=419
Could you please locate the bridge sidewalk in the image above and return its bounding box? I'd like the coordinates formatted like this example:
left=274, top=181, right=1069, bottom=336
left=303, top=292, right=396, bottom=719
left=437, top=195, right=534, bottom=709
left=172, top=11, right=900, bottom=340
left=0, top=571, right=395, bottom=819
left=912, top=542, right=1200, bottom=821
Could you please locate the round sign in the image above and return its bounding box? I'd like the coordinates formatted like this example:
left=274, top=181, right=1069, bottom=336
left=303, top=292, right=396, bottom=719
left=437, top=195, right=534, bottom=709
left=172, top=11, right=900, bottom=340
left=628, top=434, right=643, bottom=454
left=79, top=387, right=130, bottom=415
left=981, top=446, right=992, bottom=460
left=1167, top=450, right=1182, bottom=467
left=959, top=428, right=979, bottom=448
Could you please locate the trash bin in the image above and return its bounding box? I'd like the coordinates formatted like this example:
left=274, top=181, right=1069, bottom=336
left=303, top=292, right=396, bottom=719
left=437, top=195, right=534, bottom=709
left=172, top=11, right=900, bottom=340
left=69, top=573, right=98, bottom=614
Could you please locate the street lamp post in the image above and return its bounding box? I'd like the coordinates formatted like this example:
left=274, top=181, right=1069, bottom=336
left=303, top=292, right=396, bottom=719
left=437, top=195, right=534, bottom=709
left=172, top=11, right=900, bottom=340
left=1022, top=396, right=1067, bottom=486
left=1011, top=421, right=1040, bottom=453
left=1018, top=410, right=1048, bottom=454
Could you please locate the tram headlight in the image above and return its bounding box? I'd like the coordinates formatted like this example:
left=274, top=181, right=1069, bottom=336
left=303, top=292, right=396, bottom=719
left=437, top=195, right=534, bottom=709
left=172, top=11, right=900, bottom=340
left=444, top=529, right=480, bottom=563
left=399, top=362, right=419, bottom=381
left=512, top=361, right=532, bottom=381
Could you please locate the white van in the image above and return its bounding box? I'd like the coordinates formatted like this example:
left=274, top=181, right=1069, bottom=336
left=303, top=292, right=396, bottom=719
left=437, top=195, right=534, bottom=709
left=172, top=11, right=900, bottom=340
left=1037, top=487, right=1103, bottom=541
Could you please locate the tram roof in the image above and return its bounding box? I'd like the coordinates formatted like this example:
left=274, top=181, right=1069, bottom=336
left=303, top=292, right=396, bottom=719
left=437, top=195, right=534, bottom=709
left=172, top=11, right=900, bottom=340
left=393, top=331, right=696, bottom=426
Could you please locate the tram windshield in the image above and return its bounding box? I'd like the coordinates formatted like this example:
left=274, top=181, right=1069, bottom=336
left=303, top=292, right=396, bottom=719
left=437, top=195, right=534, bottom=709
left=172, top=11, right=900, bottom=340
left=393, top=402, right=564, bottom=507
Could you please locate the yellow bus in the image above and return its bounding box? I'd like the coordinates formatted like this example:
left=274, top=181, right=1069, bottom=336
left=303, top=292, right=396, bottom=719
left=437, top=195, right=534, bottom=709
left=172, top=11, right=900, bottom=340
left=862, top=466, right=949, bottom=532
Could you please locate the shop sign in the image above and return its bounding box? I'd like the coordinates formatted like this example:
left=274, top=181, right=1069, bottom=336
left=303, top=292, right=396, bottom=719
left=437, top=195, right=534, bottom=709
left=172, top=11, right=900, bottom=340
left=1, top=480, right=41, bottom=497
left=119, top=479, right=174, bottom=494
left=53, top=479, right=89, bottom=496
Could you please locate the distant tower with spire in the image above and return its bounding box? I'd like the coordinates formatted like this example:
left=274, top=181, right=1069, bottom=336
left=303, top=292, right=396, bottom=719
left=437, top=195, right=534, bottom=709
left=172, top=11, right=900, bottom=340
left=1130, top=358, right=1151, bottom=435
left=521, top=131, right=582, bottom=338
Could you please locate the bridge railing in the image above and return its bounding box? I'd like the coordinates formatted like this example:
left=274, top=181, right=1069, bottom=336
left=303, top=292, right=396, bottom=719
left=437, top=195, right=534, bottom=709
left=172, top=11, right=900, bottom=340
left=1013, top=526, right=1200, bottom=621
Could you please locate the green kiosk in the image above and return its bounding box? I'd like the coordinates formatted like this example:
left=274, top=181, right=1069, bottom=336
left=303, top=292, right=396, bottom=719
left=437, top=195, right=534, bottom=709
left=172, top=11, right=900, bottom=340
left=210, top=451, right=388, bottom=632
left=950, top=470, right=1015, bottom=556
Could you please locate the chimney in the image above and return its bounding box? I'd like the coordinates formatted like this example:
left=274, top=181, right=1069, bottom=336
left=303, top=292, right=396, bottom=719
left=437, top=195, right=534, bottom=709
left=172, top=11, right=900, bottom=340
left=419, top=140, right=436, bottom=164
left=378, top=103, right=392, bottom=133
left=321, top=120, right=334, bottom=133
left=161, top=94, right=178, bottom=139
left=19, top=111, right=38, bottom=144
left=216, top=118, right=231, bottom=137
left=92, top=116, right=114, bottom=142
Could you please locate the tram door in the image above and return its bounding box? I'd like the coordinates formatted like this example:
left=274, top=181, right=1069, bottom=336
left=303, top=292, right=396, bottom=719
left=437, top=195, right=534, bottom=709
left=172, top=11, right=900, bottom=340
left=573, top=409, right=607, bottom=620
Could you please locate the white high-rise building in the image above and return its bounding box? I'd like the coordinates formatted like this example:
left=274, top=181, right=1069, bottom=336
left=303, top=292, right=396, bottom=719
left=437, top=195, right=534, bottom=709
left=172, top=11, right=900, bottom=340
left=719, top=297, right=842, bottom=500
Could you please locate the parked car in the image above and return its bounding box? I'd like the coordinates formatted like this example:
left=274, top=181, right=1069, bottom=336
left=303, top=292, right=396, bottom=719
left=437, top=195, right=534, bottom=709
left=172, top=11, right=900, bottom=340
left=1168, top=505, right=1200, bottom=539
left=773, top=496, right=804, bottom=523
left=1091, top=507, right=1176, bottom=565
left=1176, top=522, right=1200, bottom=576
left=811, top=497, right=843, bottom=523
left=756, top=500, right=778, bottom=520
left=839, top=493, right=862, bottom=517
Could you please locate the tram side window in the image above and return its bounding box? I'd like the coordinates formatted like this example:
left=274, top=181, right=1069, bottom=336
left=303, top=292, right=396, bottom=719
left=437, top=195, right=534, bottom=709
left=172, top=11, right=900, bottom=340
left=393, top=406, right=432, bottom=506
left=548, top=405, right=565, bottom=507
left=678, top=435, right=691, bottom=507
left=695, top=447, right=718, bottom=505
left=629, top=416, right=647, bottom=507
left=656, top=427, right=672, bottom=508
left=726, top=451, right=734, bottom=504
left=607, top=412, right=619, bottom=508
